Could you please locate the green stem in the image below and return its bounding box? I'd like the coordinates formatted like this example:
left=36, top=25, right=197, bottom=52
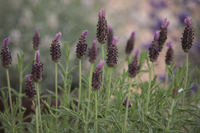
left=99, top=44, right=104, bottom=110
left=6, top=69, right=14, bottom=132
left=182, top=53, right=188, bottom=108
left=95, top=91, right=98, bottom=133
left=6, top=69, right=13, bottom=114
left=145, top=62, right=153, bottom=123
left=123, top=77, right=132, bottom=133
left=75, top=59, right=82, bottom=133
left=33, top=100, right=39, bottom=133
left=55, top=62, right=58, bottom=132
left=36, top=83, right=43, bottom=133
left=85, top=63, right=94, bottom=133
left=166, top=99, right=175, bottom=132
left=164, top=65, right=169, bottom=90
left=105, top=68, right=113, bottom=118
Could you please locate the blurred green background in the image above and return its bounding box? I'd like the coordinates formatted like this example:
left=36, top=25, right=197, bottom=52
left=0, top=0, right=200, bottom=95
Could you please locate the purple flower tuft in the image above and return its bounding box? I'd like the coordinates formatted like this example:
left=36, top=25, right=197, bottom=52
left=184, top=16, right=192, bottom=26
left=26, top=75, right=31, bottom=82
left=154, top=30, right=160, bottom=41
left=96, top=60, right=105, bottom=70
left=55, top=32, right=62, bottom=41
left=108, top=25, right=113, bottom=33
left=36, top=50, right=40, bottom=62
left=82, top=30, right=89, bottom=38
left=35, top=28, right=38, bottom=33
left=112, top=36, right=120, bottom=45
left=163, top=18, right=170, bottom=28
left=131, top=31, right=136, bottom=38
left=98, top=8, right=105, bottom=19
left=166, top=42, right=173, bottom=48
left=93, top=40, right=97, bottom=46
left=3, top=38, right=10, bottom=46
left=134, top=49, right=140, bottom=58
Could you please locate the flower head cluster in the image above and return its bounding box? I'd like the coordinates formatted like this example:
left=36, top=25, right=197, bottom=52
left=1, top=38, right=12, bottom=68
left=25, top=75, right=36, bottom=100
left=128, top=49, right=140, bottom=78
left=32, top=50, right=43, bottom=82
left=107, top=25, right=113, bottom=48
left=125, top=31, right=136, bottom=55
left=165, top=42, right=174, bottom=65
left=181, top=16, right=194, bottom=53
left=33, top=28, right=40, bottom=50
left=106, top=36, right=120, bottom=67
left=50, top=32, right=62, bottom=62
left=149, top=31, right=160, bottom=62
left=123, top=95, right=132, bottom=108
left=76, top=30, right=88, bottom=59
left=158, top=18, right=170, bottom=52
left=88, top=40, right=99, bottom=63
left=92, top=60, right=105, bottom=91
left=97, top=9, right=108, bottom=44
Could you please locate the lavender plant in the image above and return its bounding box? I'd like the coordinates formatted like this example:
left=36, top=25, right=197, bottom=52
left=0, top=8, right=199, bottom=133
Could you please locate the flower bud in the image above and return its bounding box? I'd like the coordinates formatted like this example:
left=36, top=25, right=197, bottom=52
left=181, top=16, right=194, bottom=53
left=25, top=75, right=36, bottom=100
left=1, top=37, right=12, bottom=68
left=32, top=50, right=43, bottom=82
left=50, top=32, right=62, bottom=62
left=97, top=8, right=108, bottom=44
left=33, top=28, right=40, bottom=50
left=76, top=30, right=88, bottom=59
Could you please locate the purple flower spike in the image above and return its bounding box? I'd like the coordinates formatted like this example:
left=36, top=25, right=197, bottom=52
left=154, top=30, right=160, bottom=41
left=98, top=8, right=105, bottom=19
left=96, top=60, right=105, bottom=70
left=93, top=40, right=97, bottom=45
left=3, top=38, right=10, bottom=46
left=163, top=18, right=170, bottom=28
left=108, top=25, right=113, bottom=33
left=184, top=16, right=192, bottom=26
left=134, top=49, right=140, bottom=58
left=55, top=32, right=62, bottom=41
left=82, top=30, right=89, bottom=38
left=35, top=28, right=38, bottom=33
left=112, top=36, right=120, bottom=45
left=26, top=75, right=31, bottom=82
left=166, top=42, right=173, bottom=48
left=131, top=31, right=136, bottom=38
left=36, top=50, right=40, bottom=62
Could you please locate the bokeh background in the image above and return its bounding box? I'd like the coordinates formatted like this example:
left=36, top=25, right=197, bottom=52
left=0, top=0, right=200, bottom=96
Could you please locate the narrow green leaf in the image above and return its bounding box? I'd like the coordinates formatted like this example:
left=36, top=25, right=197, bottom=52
left=68, top=66, right=79, bottom=74
left=144, top=114, right=166, bottom=130
left=22, top=60, right=35, bottom=73
left=60, top=106, right=84, bottom=121
left=58, top=62, right=65, bottom=73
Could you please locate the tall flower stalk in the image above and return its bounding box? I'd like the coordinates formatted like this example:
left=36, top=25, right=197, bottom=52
left=50, top=32, right=62, bottom=132
left=25, top=75, right=38, bottom=133
left=123, top=49, right=140, bottom=133
left=97, top=8, right=108, bottom=109
left=105, top=36, right=120, bottom=118
left=32, top=50, right=43, bottom=133
left=158, top=18, right=170, bottom=52
left=1, top=38, right=13, bottom=117
left=92, top=60, right=105, bottom=133
left=125, top=31, right=136, bottom=64
left=164, top=42, right=174, bottom=90
left=145, top=31, right=160, bottom=123
left=181, top=16, right=194, bottom=107
left=85, top=40, right=98, bottom=133
left=75, top=30, right=88, bottom=133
